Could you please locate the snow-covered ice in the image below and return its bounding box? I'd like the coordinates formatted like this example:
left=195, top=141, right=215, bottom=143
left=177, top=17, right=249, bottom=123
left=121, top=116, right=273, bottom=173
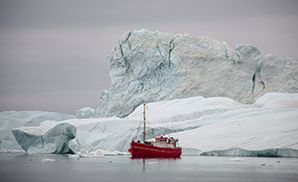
left=174, top=102, right=298, bottom=151
left=7, top=92, right=298, bottom=157
left=75, top=107, right=96, bottom=119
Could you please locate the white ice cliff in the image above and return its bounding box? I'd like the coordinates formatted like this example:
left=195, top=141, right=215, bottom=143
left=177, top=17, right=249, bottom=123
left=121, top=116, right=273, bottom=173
left=95, top=29, right=298, bottom=118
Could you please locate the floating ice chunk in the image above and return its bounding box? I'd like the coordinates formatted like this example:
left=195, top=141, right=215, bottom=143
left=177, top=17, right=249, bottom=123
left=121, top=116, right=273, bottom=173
left=41, top=158, right=55, bottom=162
left=79, top=149, right=105, bottom=158
left=0, top=111, right=74, bottom=152
left=12, top=123, right=76, bottom=154
left=229, top=157, right=244, bottom=161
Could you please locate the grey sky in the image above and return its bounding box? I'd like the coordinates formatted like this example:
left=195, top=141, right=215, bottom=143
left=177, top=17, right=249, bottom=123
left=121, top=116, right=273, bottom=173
left=0, top=0, right=297, bottom=113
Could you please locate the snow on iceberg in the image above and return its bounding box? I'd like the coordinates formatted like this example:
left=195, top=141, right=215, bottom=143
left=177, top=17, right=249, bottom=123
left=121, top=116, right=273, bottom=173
left=10, top=93, right=298, bottom=157
left=95, top=29, right=298, bottom=117
left=254, top=92, right=298, bottom=108
left=173, top=93, right=298, bottom=153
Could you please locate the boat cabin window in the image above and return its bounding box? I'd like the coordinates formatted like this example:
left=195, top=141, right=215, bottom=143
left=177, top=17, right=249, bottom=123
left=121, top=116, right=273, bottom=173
left=156, top=137, right=177, bottom=144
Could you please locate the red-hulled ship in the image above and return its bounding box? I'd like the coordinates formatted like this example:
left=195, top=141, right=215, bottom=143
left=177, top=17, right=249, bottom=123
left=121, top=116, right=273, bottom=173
left=128, top=104, right=182, bottom=158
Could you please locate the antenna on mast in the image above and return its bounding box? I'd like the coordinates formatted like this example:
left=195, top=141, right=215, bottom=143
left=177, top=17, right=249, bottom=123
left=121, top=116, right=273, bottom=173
left=143, top=103, right=146, bottom=143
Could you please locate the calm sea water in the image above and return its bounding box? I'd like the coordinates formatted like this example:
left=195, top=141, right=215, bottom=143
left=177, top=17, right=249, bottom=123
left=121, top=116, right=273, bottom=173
left=0, top=153, right=298, bottom=182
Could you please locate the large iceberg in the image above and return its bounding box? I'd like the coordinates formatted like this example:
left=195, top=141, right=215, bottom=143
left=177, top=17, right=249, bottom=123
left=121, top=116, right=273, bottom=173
left=4, top=30, right=298, bottom=157
left=95, top=29, right=298, bottom=117
left=10, top=93, right=298, bottom=157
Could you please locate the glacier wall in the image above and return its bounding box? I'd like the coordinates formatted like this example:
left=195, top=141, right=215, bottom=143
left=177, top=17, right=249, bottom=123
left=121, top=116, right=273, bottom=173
left=95, top=29, right=298, bottom=118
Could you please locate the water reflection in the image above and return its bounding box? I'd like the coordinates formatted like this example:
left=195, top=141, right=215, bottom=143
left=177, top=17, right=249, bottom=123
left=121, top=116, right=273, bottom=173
left=130, top=157, right=181, bottom=173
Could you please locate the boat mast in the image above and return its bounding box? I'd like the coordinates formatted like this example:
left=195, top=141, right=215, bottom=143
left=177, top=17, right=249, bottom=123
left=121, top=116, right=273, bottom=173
left=143, top=103, right=146, bottom=142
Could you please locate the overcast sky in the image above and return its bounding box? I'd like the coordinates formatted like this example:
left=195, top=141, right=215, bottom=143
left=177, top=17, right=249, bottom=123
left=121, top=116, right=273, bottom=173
left=0, top=0, right=297, bottom=114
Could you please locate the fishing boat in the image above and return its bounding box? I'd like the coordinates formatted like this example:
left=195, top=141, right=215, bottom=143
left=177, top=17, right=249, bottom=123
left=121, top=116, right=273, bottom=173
left=128, top=104, right=182, bottom=158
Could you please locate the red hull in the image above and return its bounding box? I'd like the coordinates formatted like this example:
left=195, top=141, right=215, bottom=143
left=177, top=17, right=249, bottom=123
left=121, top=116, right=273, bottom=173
left=128, top=141, right=182, bottom=158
